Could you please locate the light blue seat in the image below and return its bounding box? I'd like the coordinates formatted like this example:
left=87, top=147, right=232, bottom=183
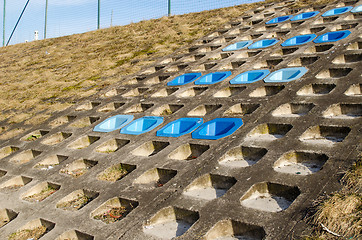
left=351, top=5, right=362, bottom=13
left=313, top=30, right=351, bottom=43
left=120, top=116, right=163, bottom=135
left=248, top=39, right=279, bottom=49
left=290, top=11, right=319, bottom=21
left=264, top=67, right=308, bottom=83
left=194, top=71, right=232, bottom=85
left=322, top=6, right=353, bottom=17
left=222, top=40, right=253, bottom=51
left=167, top=73, right=202, bottom=86
left=156, top=118, right=203, bottom=137
left=230, top=70, right=270, bottom=84
left=281, top=34, right=316, bottom=47
left=192, top=118, right=243, bottom=140
left=93, top=115, right=134, bottom=132
left=266, top=15, right=292, bottom=24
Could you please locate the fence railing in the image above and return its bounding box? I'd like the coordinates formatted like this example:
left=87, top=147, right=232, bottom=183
left=1, top=0, right=262, bottom=46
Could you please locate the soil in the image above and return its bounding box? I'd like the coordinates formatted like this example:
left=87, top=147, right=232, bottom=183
left=93, top=206, right=131, bottom=224
left=23, top=187, right=57, bottom=202
left=56, top=194, right=90, bottom=211
left=8, top=226, right=47, bottom=240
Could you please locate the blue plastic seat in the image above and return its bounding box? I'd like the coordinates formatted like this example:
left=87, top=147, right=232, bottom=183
left=351, top=5, right=362, bottom=13
left=290, top=11, right=319, bottom=21
left=194, top=71, right=232, bottom=85
left=230, top=70, right=270, bottom=84
left=93, top=115, right=134, bottom=132
left=313, top=30, right=351, bottom=43
left=167, top=73, right=202, bottom=86
left=222, top=40, right=253, bottom=51
left=156, top=118, right=203, bottom=137
left=192, top=118, right=243, bottom=140
left=120, top=116, right=163, bottom=135
left=266, top=15, right=292, bottom=24
left=322, top=6, right=353, bottom=17
left=264, top=67, right=308, bottom=83
left=281, top=34, right=316, bottom=47
left=248, top=39, right=279, bottom=49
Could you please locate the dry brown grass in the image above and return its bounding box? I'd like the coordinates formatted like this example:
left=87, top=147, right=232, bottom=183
left=0, top=1, right=269, bottom=126
left=305, top=156, right=362, bottom=239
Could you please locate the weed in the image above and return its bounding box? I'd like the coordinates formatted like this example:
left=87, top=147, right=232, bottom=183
left=26, top=134, right=41, bottom=141
left=23, top=186, right=57, bottom=202
left=93, top=204, right=133, bottom=224
left=97, top=164, right=129, bottom=182
left=56, top=194, right=90, bottom=211
left=8, top=226, right=47, bottom=240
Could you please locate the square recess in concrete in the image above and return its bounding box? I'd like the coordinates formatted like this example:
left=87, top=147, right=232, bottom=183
left=0, top=208, right=18, bottom=228
left=219, top=146, right=267, bottom=168
left=0, top=146, right=19, bottom=160
left=20, top=129, right=49, bottom=142
left=0, top=176, right=32, bottom=191
left=187, top=104, right=222, bottom=116
left=213, top=86, right=246, bottom=98
left=177, top=87, right=207, bottom=98
left=69, top=117, right=100, bottom=128
left=272, top=102, right=314, bottom=117
left=273, top=151, right=328, bottom=175
left=0, top=169, right=6, bottom=177
left=224, top=103, right=260, bottom=116
left=143, top=206, right=199, bottom=239
left=332, top=53, right=362, bottom=64
left=246, top=123, right=293, bottom=141
left=91, top=197, right=138, bottom=224
left=249, top=85, right=285, bottom=97
left=168, top=143, right=209, bottom=160
left=205, top=219, right=266, bottom=240
left=75, top=101, right=101, bottom=111
left=41, top=132, right=72, bottom=145
left=152, top=104, right=184, bottom=116
left=299, top=125, right=351, bottom=145
left=55, top=230, right=94, bottom=240
left=297, top=83, right=336, bottom=96
left=122, top=88, right=148, bottom=97
left=131, top=141, right=169, bottom=157
left=123, top=103, right=154, bottom=113
left=97, top=163, right=136, bottom=182
left=151, top=88, right=179, bottom=98
left=9, top=149, right=42, bottom=165
left=34, top=154, right=68, bottom=170
left=134, top=168, right=177, bottom=188
left=315, top=67, right=353, bottom=79
left=323, top=103, right=361, bottom=119
left=49, top=115, right=76, bottom=128
left=60, top=158, right=98, bottom=178
left=95, top=138, right=130, bottom=154
left=97, top=102, right=124, bottom=113
left=345, top=84, right=361, bottom=96
left=56, top=189, right=99, bottom=211
left=183, top=174, right=236, bottom=200
left=67, top=135, right=100, bottom=150
left=22, top=181, right=60, bottom=202
left=8, top=218, right=55, bottom=240
left=240, top=182, right=300, bottom=212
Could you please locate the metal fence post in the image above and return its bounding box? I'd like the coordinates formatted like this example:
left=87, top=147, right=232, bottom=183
left=168, top=0, right=171, bottom=16
left=97, top=0, right=100, bottom=29
left=44, top=0, right=48, bottom=39
left=2, top=0, right=5, bottom=46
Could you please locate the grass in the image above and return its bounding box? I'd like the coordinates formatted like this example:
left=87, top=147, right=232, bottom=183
left=56, top=194, right=90, bottom=211
left=8, top=226, right=47, bottom=240
left=23, top=186, right=57, bottom=202
left=303, top=156, right=361, bottom=239
left=0, top=0, right=268, bottom=127
left=97, top=164, right=129, bottom=182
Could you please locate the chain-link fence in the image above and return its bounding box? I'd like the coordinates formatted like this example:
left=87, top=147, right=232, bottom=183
left=1, top=0, right=262, bottom=46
